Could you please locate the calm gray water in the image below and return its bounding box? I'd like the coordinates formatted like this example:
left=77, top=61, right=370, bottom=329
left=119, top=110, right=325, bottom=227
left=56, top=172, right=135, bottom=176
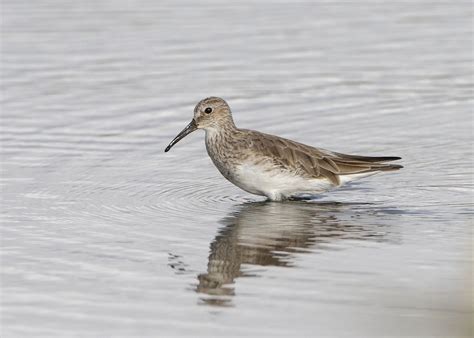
left=1, top=1, right=472, bottom=337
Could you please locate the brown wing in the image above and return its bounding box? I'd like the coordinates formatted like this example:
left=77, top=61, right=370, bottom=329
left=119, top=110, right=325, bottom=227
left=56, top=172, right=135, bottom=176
left=245, top=130, right=402, bottom=186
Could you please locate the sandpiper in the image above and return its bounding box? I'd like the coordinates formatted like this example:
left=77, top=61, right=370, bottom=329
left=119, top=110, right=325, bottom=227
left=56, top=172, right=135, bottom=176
left=165, top=97, right=402, bottom=201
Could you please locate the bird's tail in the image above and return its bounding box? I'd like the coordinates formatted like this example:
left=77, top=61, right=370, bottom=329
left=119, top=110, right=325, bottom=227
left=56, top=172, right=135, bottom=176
left=332, top=153, right=403, bottom=178
left=333, top=153, right=402, bottom=163
left=376, top=163, right=403, bottom=171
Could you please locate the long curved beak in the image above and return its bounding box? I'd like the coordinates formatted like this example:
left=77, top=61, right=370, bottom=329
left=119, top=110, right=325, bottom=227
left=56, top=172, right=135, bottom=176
left=164, top=119, right=197, bottom=152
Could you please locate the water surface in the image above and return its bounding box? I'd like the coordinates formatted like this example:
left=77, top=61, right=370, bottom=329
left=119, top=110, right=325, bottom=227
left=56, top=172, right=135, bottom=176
left=1, top=1, right=472, bottom=337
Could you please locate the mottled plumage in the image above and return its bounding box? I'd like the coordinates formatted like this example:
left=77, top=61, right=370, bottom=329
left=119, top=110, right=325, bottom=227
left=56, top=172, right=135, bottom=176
left=165, top=97, right=402, bottom=201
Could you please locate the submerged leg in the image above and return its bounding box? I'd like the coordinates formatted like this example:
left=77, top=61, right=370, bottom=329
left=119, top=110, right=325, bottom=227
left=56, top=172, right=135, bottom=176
left=288, top=195, right=314, bottom=201
left=266, top=190, right=285, bottom=202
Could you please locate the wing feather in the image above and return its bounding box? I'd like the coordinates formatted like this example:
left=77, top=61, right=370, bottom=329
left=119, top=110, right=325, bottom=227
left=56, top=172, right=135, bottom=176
left=244, top=130, right=402, bottom=185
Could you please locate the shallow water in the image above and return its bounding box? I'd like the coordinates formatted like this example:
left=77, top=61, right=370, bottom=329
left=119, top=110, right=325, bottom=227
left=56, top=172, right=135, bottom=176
left=1, top=1, right=472, bottom=337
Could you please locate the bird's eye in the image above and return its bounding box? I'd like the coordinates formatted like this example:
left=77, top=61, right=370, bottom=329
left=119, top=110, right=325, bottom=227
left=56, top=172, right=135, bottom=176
left=204, top=107, right=213, bottom=114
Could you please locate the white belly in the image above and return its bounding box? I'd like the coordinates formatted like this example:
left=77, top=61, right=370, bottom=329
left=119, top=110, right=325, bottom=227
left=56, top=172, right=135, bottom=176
left=231, top=163, right=334, bottom=201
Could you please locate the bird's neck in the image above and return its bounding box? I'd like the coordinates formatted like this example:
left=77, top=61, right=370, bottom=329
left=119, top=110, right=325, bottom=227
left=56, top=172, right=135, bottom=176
left=204, top=124, right=241, bottom=177
left=204, top=123, right=239, bottom=157
left=205, top=123, right=237, bottom=142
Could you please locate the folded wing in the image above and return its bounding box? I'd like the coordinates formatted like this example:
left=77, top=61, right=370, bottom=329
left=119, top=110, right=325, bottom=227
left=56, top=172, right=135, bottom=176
left=247, top=131, right=403, bottom=186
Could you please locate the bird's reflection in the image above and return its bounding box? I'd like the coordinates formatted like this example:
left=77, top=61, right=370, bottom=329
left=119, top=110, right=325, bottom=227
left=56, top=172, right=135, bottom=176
left=195, top=201, right=398, bottom=306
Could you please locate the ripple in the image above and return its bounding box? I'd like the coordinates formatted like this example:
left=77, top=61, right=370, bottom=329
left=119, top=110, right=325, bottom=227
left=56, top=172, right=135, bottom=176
left=2, top=1, right=472, bottom=336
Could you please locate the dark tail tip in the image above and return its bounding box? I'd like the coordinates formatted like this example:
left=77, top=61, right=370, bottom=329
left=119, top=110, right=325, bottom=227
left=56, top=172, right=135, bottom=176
left=337, top=153, right=402, bottom=163
left=366, top=156, right=402, bottom=162
left=382, top=156, right=402, bottom=162
left=380, top=164, right=403, bottom=171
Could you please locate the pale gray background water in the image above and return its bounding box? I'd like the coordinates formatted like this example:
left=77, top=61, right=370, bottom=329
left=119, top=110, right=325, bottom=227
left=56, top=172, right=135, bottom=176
left=1, top=0, right=472, bottom=337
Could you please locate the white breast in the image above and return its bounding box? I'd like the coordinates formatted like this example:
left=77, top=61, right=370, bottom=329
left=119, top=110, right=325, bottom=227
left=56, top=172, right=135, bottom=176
left=231, top=163, right=334, bottom=201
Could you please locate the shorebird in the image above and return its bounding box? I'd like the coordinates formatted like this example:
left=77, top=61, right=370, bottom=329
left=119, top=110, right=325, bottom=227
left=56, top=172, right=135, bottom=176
left=165, top=97, right=402, bottom=201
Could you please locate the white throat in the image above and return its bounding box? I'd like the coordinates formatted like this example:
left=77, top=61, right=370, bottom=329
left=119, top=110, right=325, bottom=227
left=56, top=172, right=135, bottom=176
left=204, top=127, right=220, bottom=141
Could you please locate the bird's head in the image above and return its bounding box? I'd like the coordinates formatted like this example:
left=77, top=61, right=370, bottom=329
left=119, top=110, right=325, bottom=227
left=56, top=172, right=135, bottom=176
left=165, top=97, right=235, bottom=152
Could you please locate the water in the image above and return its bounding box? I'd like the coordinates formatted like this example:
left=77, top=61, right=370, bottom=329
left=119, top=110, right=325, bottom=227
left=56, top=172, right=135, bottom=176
left=1, top=1, right=472, bottom=337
